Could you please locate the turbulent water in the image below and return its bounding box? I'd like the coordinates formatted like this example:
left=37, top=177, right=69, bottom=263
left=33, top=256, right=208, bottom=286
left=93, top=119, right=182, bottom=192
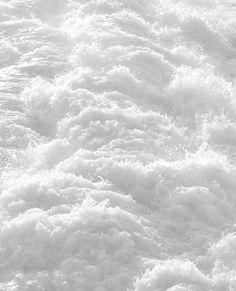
left=0, top=0, right=236, bottom=290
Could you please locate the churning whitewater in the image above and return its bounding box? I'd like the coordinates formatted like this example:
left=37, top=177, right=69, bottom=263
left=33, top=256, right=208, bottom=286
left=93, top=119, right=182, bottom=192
left=0, top=0, right=236, bottom=290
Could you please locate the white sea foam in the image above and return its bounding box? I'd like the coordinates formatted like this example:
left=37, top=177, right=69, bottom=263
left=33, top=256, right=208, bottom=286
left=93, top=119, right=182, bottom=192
left=0, top=0, right=236, bottom=290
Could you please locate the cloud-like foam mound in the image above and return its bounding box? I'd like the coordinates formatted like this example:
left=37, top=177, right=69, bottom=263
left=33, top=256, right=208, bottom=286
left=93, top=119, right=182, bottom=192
left=0, top=0, right=236, bottom=290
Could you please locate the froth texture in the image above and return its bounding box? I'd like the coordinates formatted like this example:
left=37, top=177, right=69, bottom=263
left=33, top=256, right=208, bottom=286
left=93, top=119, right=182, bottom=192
left=0, top=0, right=236, bottom=290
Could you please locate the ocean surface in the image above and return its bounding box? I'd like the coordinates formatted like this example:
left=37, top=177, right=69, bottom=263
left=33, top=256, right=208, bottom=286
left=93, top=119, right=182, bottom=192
left=0, top=0, right=236, bottom=290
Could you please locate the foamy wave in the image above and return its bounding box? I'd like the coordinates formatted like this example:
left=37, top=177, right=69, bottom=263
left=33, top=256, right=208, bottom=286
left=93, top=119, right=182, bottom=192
left=0, top=0, right=236, bottom=290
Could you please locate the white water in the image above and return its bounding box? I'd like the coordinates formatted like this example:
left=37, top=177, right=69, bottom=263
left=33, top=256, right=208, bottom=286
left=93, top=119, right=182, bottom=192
left=0, top=0, right=236, bottom=290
